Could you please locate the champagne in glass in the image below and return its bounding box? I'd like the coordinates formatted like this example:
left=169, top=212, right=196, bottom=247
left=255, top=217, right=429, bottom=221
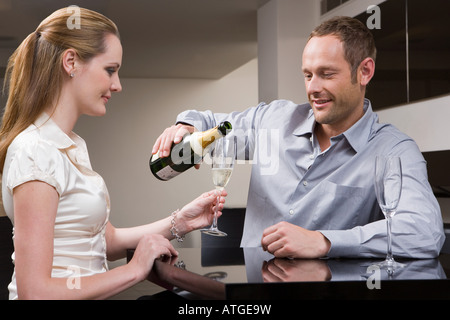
left=212, top=168, right=233, bottom=190
left=201, top=138, right=235, bottom=236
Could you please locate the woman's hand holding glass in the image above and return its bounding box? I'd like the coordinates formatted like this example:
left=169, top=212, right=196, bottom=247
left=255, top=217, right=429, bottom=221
left=177, top=189, right=228, bottom=234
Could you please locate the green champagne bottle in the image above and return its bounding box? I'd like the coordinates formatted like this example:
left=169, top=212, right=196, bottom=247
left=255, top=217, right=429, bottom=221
left=150, top=121, right=232, bottom=181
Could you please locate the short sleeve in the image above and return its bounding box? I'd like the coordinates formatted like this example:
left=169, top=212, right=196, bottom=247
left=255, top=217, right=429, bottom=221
left=5, top=139, right=66, bottom=196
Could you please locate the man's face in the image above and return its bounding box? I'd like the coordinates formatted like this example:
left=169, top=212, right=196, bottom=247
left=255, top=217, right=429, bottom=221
left=302, top=35, right=365, bottom=132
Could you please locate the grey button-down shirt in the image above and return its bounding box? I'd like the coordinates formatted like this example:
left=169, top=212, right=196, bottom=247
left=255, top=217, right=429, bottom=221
left=177, top=99, right=445, bottom=258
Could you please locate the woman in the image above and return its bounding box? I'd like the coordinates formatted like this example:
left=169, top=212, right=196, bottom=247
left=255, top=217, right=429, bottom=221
left=0, top=7, right=226, bottom=299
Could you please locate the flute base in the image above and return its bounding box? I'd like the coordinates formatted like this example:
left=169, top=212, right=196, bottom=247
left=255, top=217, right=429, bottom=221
left=375, top=257, right=405, bottom=275
left=200, top=227, right=227, bottom=237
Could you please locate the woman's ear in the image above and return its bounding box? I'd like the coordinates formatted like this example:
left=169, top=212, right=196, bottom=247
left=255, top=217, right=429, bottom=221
left=62, top=48, right=77, bottom=77
left=359, top=57, right=375, bottom=86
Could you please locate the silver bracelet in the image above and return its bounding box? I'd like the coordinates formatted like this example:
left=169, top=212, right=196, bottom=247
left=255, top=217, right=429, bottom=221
left=170, top=209, right=185, bottom=242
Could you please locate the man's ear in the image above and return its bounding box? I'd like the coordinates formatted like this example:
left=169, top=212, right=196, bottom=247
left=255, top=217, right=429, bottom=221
left=359, top=57, right=375, bottom=86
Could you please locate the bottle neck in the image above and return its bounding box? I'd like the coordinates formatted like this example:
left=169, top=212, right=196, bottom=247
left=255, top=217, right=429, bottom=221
left=190, top=125, right=223, bottom=155
left=200, top=126, right=224, bottom=148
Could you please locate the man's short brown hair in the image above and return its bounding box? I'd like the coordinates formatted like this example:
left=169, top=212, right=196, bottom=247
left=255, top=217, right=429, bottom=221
left=309, top=16, right=376, bottom=82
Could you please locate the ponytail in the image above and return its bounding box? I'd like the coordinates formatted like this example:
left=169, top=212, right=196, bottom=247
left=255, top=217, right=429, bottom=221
left=0, top=32, right=44, bottom=172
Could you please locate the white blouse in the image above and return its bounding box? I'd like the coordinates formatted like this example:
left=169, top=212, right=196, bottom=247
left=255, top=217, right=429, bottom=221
left=2, top=113, right=110, bottom=300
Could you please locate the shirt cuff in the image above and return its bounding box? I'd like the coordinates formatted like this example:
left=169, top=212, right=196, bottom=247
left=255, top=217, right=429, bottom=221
left=318, top=229, right=361, bottom=258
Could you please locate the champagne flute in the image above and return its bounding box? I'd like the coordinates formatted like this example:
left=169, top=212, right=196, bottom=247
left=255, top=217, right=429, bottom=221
left=374, top=156, right=405, bottom=273
left=201, top=137, right=235, bottom=236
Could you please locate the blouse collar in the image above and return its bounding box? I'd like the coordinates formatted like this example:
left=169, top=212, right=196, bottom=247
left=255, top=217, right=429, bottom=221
left=33, top=112, right=77, bottom=150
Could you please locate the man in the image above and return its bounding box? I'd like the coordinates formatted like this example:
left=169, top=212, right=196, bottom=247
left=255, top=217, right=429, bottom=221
left=152, top=16, right=445, bottom=259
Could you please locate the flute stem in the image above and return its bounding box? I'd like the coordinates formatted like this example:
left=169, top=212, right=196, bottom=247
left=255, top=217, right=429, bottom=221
left=211, top=191, right=220, bottom=229
left=386, top=214, right=394, bottom=264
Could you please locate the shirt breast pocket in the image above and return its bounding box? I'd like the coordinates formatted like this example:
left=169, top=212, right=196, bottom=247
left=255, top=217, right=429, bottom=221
left=312, top=180, right=371, bottom=230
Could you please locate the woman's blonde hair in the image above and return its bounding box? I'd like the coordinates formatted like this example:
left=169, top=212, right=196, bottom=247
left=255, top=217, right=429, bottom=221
left=0, top=7, right=119, bottom=172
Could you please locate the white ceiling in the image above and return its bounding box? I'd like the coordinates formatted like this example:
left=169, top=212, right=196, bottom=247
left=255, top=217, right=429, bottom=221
left=0, top=0, right=270, bottom=79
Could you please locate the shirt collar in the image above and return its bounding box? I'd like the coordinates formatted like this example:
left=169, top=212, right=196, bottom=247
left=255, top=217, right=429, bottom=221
left=34, top=112, right=76, bottom=150
left=292, top=99, right=377, bottom=153
left=342, top=98, right=377, bottom=153
left=292, top=106, right=315, bottom=137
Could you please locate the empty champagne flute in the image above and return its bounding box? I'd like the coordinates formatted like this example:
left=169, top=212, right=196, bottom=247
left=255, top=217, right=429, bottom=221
left=201, top=137, right=235, bottom=236
left=374, top=155, right=405, bottom=273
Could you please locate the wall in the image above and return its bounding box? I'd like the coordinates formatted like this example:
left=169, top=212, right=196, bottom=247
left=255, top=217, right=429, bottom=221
left=377, top=94, right=450, bottom=224
left=74, top=59, right=258, bottom=247
left=257, top=0, right=318, bottom=103
left=377, top=95, right=450, bottom=153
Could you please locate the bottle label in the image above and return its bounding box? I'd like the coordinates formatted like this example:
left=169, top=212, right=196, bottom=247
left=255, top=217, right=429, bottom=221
left=155, top=164, right=182, bottom=180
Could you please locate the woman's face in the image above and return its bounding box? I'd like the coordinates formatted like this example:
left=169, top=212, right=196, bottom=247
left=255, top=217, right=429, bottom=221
left=72, top=33, right=123, bottom=117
